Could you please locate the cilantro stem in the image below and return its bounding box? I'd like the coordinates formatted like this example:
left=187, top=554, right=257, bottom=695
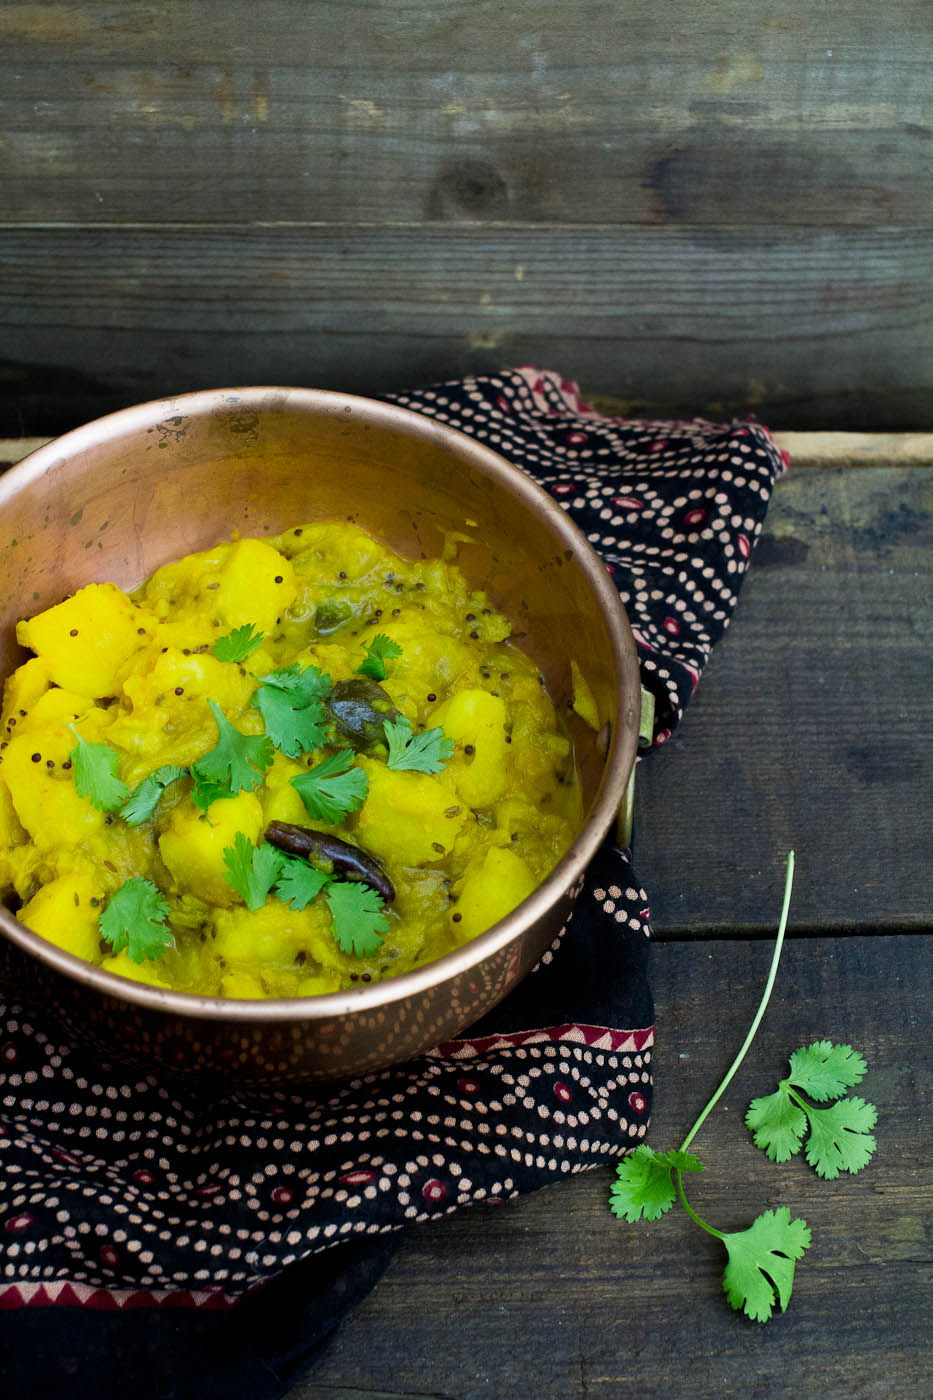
left=675, top=1170, right=723, bottom=1239
left=679, top=851, right=795, bottom=1155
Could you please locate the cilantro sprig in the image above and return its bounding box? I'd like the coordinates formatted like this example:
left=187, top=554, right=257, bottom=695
left=253, top=664, right=331, bottom=759
left=99, top=877, right=173, bottom=963
left=191, top=699, right=273, bottom=803
left=609, top=852, right=878, bottom=1323
left=222, top=832, right=284, bottom=911
left=69, top=728, right=129, bottom=813
left=212, top=624, right=264, bottom=663
left=290, top=749, right=369, bottom=824
left=355, top=633, right=402, bottom=682
left=121, top=764, right=187, bottom=826
left=383, top=716, right=455, bottom=774
left=220, top=833, right=388, bottom=956
left=325, top=880, right=390, bottom=957
left=746, top=1041, right=877, bottom=1178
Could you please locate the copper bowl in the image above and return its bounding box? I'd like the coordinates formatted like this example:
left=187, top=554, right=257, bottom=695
left=0, top=387, right=640, bottom=1083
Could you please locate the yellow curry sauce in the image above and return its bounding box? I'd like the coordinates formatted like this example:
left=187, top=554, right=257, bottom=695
left=0, top=522, right=581, bottom=998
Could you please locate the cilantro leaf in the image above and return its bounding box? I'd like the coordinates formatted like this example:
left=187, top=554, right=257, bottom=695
left=192, top=699, right=273, bottom=797
left=803, top=1096, right=878, bottom=1180
left=326, top=879, right=389, bottom=957
left=274, top=854, right=331, bottom=911
left=786, top=1040, right=868, bottom=1102
left=356, top=633, right=402, bottom=682
left=721, top=1208, right=811, bottom=1323
left=746, top=1041, right=877, bottom=1176
left=609, top=1146, right=704, bottom=1223
left=99, top=877, right=173, bottom=963
left=745, top=1087, right=808, bottom=1163
left=253, top=665, right=331, bottom=758
left=189, top=769, right=231, bottom=812
left=383, top=716, right=455, bottom=774
left=121, top=764, right=187, bottom=826
left=212, top=624, right=264, bottom=663
left=69, top=728, right=129, bottom=813
left=222, top=832, right=283, bottom=911
left=290, top=749, right=369, bottom=824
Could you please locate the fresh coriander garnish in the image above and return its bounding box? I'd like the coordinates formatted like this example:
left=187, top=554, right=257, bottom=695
left=68, top=727, right=129, bottom=813
left=121, top=764, right=187, bottom=826
left=191, top=699, right=274, bottom=798
left=99, top=877, right=173, bottom=963
left=222, top=832, right=284, bottom=911
left=355, top=633, right=403, bottom=682
left=212, top=624, right=265, bottom=663
left=253, top=664, right=331, bottom=758
left=608, top=852, right=878, bottom=1323
left=290, top=749, right=369, bottom=824
left=746, top=1041, right=877, bottom=1178
left=383, top=715, right=455, bottom=774
left=189, top=770, right=231, bottom=812
left=325, top=879, right=389, bottom=957
left=274, top=854, right=331, bottom=911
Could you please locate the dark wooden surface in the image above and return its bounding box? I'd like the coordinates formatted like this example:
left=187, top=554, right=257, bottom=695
left=296, top=937, right=930, bottom=1400
left=1, top=0, right=931, bottom=432
left=284, top=450, right=926, bottom=1398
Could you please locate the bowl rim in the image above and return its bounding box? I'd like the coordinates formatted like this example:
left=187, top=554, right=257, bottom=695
left=0, top=385, right=640, bottom=1023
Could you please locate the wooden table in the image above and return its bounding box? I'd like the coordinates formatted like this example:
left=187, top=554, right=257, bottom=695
left=0, top=433, right=930, bottom=1397
left=295, top=434, right=931, bottom=1398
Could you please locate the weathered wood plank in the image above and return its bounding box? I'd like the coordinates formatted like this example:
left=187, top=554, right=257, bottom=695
left=1, top=0, right=929, bottom=225
left=4, top=433, right=933, bottom=472
left=636, top=465, right=933, bottom=936
left=1, top=224, right=930, bottom=434
left=294, top=934, right=931, bottom=1399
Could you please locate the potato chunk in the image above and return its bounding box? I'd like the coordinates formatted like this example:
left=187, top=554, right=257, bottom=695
left=214, top=539, right=296, bottom=634
left=432, top=689, right=509, bottom=807
left=356, top=760, right=465, bottom=867
left=16, top=583, right=148, bottom=698
left=19, top=869, right=106, bottom=963
left=2, top=727, right=104, bottom=849
left=451, top=846, right=537, bottom=943
left=158, top=791, right=264, bottom=906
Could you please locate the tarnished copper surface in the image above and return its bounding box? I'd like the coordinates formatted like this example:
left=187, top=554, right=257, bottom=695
left=0, top=388, right=640, bottom=1083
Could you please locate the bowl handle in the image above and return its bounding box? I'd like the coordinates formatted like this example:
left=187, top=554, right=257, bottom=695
left=616, top=686, right=655, bottom=849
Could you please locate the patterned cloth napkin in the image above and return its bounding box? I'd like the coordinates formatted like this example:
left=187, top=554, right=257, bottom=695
left=0, top=369, right=786, bottom=1396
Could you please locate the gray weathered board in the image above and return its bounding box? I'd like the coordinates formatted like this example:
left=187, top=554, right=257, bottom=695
left=1, top=1, right=931, bottom=433
left=297, top=935, right=931, bottom=1400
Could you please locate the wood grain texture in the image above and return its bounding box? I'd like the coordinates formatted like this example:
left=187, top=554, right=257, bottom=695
left=293, top=934, right=931, bottom=1399
left=1, top=0, right=929, bottom=226
left=635, top=464, right=933, bottom=936
left=1, top=223, right=930, bottom=434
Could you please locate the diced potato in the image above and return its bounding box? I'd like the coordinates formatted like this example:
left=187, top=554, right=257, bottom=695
left=15, top=687, right=95, bottom=734
left=432, top=688, right=509, bottom=807
left=214, top=900, right=323, bottom=968
left=101, top=949, right=171, bottom=989
left=356, top=760, right=466, bottom=867
left=261, top=752, right=311, bottom=827
left=1, top=656, right=51, bottom=727
left=450, top=846, right=537, bottom=943
left=18, top=869, right=106, bottom=963
left=219, top=968, right=267, bottom=999
left=2, top=727, right=105, bottom=849
left=159, top=791, right=264, bottom=906
left=570, top=659, right=600, bottom=730
left=214, top=539, right=296, bottom=634
left=0, top=775, right=25, bottom=851
left=122, top=646, right=255, bottom=715
left=16, top=583, right=150, bottom=698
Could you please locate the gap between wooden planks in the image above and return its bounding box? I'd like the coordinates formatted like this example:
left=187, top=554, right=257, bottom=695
left=2, top=432, right=933, bottom=472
